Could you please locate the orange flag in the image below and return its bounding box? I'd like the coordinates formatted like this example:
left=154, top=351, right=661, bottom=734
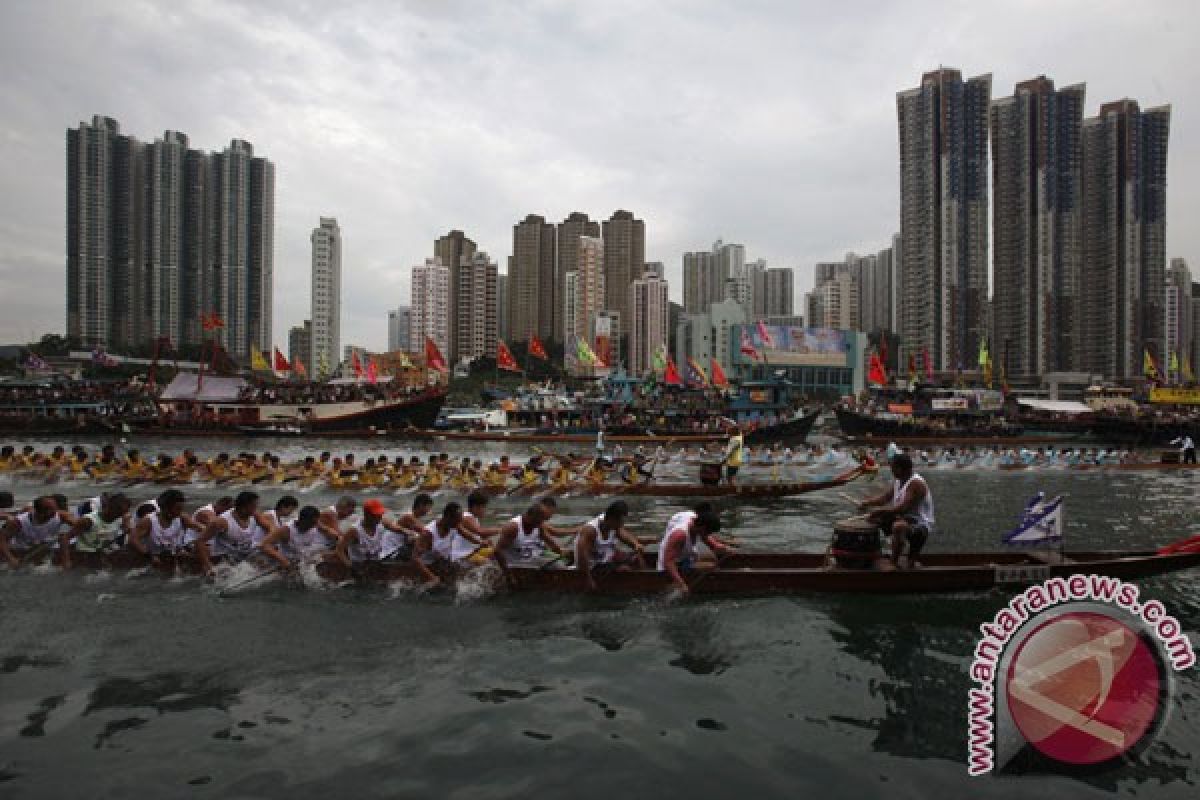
left=425, top=337, right=448, bottom=373
left=351, top=349, right=364, bottom=378
left=497, top=340, right=521, bottom=372
left=710, top=358, right=729, bottom=389
left=529, top=336, right=548, bottom=360
left=293, top=357, right=308, bottom=379
left=273, top=347, right=290, bottom=372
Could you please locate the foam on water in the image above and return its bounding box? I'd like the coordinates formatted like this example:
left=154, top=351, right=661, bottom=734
left=454, top=564, right=500, bottom=603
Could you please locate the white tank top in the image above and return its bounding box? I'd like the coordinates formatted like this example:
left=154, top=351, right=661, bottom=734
left=149, top=513, right=186, bottom=553
left=656, top=516, right=697, bottom=571
left=326, top=505, right=359, bottom=533
left=575, top=514, right=617, bottom=565
left=893, top=473, right=935, bottom=531
left=426, top=519, right=476, bottom=562
left=276, top=521, right=323, bottom=561
left=348, top=520, right=385, bottom=562
left=505, top=515, right=545, bottom=562
left=15, top=512, right=61, bottom=548
left=76, top=510, right=126, bottom=553
left=211, top=509, right=263, bottom=557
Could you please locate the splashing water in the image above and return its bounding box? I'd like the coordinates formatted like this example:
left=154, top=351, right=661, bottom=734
left=454, top=564, right=501, bottom=604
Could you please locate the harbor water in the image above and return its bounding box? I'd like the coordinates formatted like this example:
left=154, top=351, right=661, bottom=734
left=1, top=435, right=1198, bottom=799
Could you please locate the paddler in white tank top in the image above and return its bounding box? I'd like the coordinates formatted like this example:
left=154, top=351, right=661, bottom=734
left=573, top=501, right=646, bottom=592
left=335, top=498, right=419, bottom=568
left=0, top=495, right=74, bottom=569
left=194, top=490, right=267, bottom=575
left=656, top=506, right=734, bottom=596
left=319, top=496, right=357, bottom=542
left=258, top=505, right=326, bottom=570
left=193, top=496, right=234, bottom=530
left=417, top=502, right=484, bottom=572
left=859, top=451, right=935, bottom=569
left=258, top=496, right=300, bottom=534
left=129, top=489, right=202, bottom=561
left=62, top=493, right=133, bottom=570
left=492, top=504, right=564, bottom=582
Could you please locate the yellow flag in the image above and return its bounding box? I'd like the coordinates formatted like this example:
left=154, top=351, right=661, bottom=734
left=1185, top=355, right=1195, bottom=383
left=1143, top=349, right=1158, bottom=379
left=251, top=346, right=270, bottom=371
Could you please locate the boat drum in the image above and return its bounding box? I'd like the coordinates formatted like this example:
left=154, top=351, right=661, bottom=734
left=830, top=516, right=881, bottom=569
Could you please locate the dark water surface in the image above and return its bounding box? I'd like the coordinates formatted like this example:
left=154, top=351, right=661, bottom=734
left=1, top=436, right=1198, bottom=798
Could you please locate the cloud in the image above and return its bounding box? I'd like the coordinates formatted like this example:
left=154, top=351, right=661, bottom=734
left=1, top=0, right=1198, bottom=350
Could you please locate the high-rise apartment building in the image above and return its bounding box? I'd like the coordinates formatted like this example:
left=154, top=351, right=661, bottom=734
left=1079, top=99, right=1171, bottom=379
left=496, top=273, right=508, bottom=342
left=410, top=258, right=450, bottom=357
left=457, top=252, right=498, bottom=362
left=991, top=77, right=1085, bottom=379
left=1165, top=258, right=1192, bottom=379
left=556, top=212, right=600, bottom=343
left=897, top=69, right=991, bottom=372
left=388, top=307, right=412, bottom=353
left=757, top=267, right=795, bottom=317
left=66, top=116, right=274, bottom=358
left=563, top=235, right=605, bottom=346
left=508, top=214, right=556, bottom=344
left=288, top=320, right=312, bottom=373
left=434, top=230, right=477, bottom=362
left=856, top=241, right=898, bottom=335
left=683, top=239, right=743, bottom=313
left=602, top=210, right=645, bottom=331
left=310, top=217, right=341, bottom=377
left=631, top=273, right=669, bottom=377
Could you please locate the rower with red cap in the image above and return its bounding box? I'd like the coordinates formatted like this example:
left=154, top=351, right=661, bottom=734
left=336, top=498, right=437, bottom=583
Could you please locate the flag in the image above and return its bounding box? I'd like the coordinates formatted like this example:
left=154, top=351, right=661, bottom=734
left=528, top=336, right=548, bottom=360
left=652, top=343, right=667, bottom=372
left=710, top=358, right=730, bottom=389
left=740, top=328, right=760, bottom=360
left=756, top=320, right=775, bottom=349
left=318, top=352, right=330, bottom=379
left=351, top=349, right=364, bottom=379
left=251, top=347, right=270, bottom=371
left=686, top=357, right=709, bottom=387
left=396, top=352, right=414, bottom=369
left=24, top=353, right=49, bottom=370
left=496, top=340, right=521, bottom=372
left=1143, top=349, right=1158, bottom=380
left=663, top=357, right=683, bottom=386
left=1185, top=354, right=1195, bottom=383
left=868, top=353, right=887, bottom=385
left=907, top=353, right=917, bottom=382
left=273, top=347, right=290, bottom=372
left=922, top=346, right=933, bottom=380
left=1170, top=350, right=1179, bottom=379
left=425, top=337, right=448, bottom=373
left=293, top=357, right=308, bottom=379
left=366, top=358, right=378, bottom=384
left=201, top=312, right=225, bottom=331
left=978, top=339, right=988, bottom=368
left=1004, top=493, right=1064, bottom=546
left=576, top=337, right=598, bottom=366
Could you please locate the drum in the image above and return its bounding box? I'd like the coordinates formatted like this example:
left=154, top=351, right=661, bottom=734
left=699, top=463, right=722, bottom=486
left=831, top=516, right=881, bottom=569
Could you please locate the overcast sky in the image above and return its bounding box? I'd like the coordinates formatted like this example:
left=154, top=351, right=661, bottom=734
left=1, top=0, right=1198, bottom=351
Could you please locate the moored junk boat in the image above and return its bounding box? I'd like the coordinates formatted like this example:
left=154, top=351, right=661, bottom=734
left=837, top=386, right=1023, bottom=441
left=149, top=373, right=447, bottom=435
left=0, top=378, right=159, bottom=434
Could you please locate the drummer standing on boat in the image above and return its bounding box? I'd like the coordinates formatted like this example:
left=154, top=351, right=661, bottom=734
left=858, top=452, right=934, bottom=569
left=723, top=427, right=745, bottom=487
left=1171, top=433, right=1197, bottom=464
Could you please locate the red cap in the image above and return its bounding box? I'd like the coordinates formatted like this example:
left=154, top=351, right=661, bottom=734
left=363, top=499, right=387, bottom=516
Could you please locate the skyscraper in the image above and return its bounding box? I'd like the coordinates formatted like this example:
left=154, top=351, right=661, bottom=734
left=563, top=235, right=605, bottom=346
left=496, top=273, right=508, bottom=342
left=1079, top=99, right=1171, bottom=379
left=310, top=217, right=341, bottom=377
left=602, top=210, right=645, bottom=330
left=897, top=68, right=991, bottom=372
left=991, top=77, right=1085, bottom=379
left=410, top=257, right=449, bottom=357
left=631, top=273, right=669, bottom=377
left=757, top=267, right=795, bottom=317
left=66, top=115, right=274, bottom=358
left=387, top=307, right=412, bottom=353
left=507, top=214, right=556, bottom=344
left=288, top=320, right=312, bottom=373
left=683, top=239, right=743, bottom=313
left=456, top=252, right=498, bottom=362
left=1165, top=259, right=1192, bottom=380
left=556, top=212, right=600, bottom=343
left=434, top=230, right=476, bottom=362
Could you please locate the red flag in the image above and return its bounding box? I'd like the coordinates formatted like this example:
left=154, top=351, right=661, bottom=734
left=273, top=347, right=290, bottom=372
left=293, top=358, right=308, bottom=379
left=528, top=336, right=548, bottom=361
left=367, top=358, right=378, bottom=384
left=663, top=358, right=683, bottom=387
left=908, top=353, right=917, bottom=381
left=351, top=349, right=364, bottom=378
left=868, top=353, right=887, bottom=385
left=922, top=346, right=933, bottom=380
left=496, top=340, right=521, bottom=372
left=739, top=328, right=760, bottom=360
left=710, top=358, right=730, bottom=389
left=425, top=337, right=448, bottom=373
left=756, top=320, right=775, bottom=349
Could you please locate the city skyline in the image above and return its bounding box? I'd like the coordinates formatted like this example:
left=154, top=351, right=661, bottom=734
left=4, top=3, right=1200, bottom=354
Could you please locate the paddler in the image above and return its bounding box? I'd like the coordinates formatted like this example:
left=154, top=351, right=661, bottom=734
left=0, top=494, right=75, bottom=569
left=62, top=493, right=133, bottom=569
left=319, top=496, right=358, bottom=541
left=258, top=505, right=325, bottom=571
left=193, top=490, right=269, bottom=576
left=574, top=500, right=646, bottom=591
left=193, top=496, right=234, bottom=528
left=129, top=489, right=203, bottom=560
left=857, top=452, right=934, bottom=569
left=656, top=507, right=733, bottom=596
left=335, top=498, right=427, bottom=570
left=492, top=502, right=564, bottom=582
left=416, top=501, right=486, bottom=570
